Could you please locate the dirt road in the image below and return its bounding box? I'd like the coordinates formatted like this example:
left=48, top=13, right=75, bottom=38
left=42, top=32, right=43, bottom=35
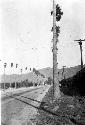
left=1, top=85, right=50, bottom=125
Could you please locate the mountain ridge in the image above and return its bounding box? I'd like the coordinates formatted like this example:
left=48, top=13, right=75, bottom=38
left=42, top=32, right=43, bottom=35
left=1, top=64, right=85, bottom=83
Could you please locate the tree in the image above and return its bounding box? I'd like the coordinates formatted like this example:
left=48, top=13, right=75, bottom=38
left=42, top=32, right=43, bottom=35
left=47, top=77, right=53, bottom=85
left=56, top=4, right=63, bottom=21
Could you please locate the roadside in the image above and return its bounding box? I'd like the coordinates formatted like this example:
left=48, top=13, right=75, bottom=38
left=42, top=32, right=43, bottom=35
left=35, top=86, right=85, bottom=125
left=34, top=66, right=85, bottom=125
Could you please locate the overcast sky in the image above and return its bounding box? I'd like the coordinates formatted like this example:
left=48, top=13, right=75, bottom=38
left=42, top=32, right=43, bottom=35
left=0, top=0, right=85, bottom=75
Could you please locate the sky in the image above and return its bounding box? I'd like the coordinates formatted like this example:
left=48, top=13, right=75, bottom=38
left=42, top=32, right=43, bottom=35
left=0, top=0, right=85, bottom=75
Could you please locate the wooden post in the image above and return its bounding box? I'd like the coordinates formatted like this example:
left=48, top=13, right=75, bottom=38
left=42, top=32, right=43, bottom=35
left=53, top=0, right=60, bottom=99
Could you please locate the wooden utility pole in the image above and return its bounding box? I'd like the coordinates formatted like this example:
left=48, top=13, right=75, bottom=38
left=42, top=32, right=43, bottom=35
left=4, top=65, right=5, bottom=90
left=4, top=63, right=7, bottom=90
left=21, top=69, right=22, bottom=74
left=62, top=66, right=66, bottom=79
left=51, top=0, right=63, bottom=99
left=53, top=0, right=60, bottom=99
left=74, top=39, right=85, bottom=69
left=15, top=64, right=18, bottom=89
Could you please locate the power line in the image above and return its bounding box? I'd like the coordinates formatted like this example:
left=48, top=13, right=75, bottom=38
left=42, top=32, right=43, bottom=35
left=74, top=39, right=85, bottom=69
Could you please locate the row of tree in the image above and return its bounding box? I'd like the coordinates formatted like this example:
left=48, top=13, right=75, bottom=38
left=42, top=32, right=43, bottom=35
left=0, top=77, right=53, bottom=90
left=1, top=79, right=34, bottom=89
left=3, top=62, right=32, bottom=73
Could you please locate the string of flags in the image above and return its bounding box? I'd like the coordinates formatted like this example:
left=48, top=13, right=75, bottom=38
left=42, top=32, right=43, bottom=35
left=3, top=62, right=44, bottom=77
left=3, top=62, right=33, bottom=73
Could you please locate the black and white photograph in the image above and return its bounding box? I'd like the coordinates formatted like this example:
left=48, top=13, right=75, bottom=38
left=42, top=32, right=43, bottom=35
left=0, top=0, right=85, bottom=125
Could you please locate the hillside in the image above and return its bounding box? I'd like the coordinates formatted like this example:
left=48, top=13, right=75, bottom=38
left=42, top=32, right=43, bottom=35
left=35, top=66, right=85, bottom=125
left=60, top=66, right=85, bottom=96
left=58, top=65, right=82, bottom=81
left=1, top=65, right=84, bottom=84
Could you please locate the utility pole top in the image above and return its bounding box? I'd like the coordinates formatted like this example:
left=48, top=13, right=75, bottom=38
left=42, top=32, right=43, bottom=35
left=74, top=39, right=85, bottom=45
left=74, top=39, right=85, bottom=41
left=74, top=39, right=85, bottom=69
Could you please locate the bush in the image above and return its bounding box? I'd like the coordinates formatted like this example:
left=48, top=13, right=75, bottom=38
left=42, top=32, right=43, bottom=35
left=45, top=77, right=53, bottom=85
left=60, top=67, right=85, bottom=96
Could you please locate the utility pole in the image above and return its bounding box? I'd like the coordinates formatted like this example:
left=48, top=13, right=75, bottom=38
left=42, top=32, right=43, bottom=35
left=15, top=64, right=18, bottom=89
left=53, top=0, right=59, bottom=99
left=62, top=66, right=66, bottom=79
left=74, top=39, right=85, bottom=69
left=4, top=63, right=7, bottom=90
left=51, top=0, right=63, bottom=99
left=21, top=69, right=22, bottom=74
left=20, top=69, right=22, bottom=85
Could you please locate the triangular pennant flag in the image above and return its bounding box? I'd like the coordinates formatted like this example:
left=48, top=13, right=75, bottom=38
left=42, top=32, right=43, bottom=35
left=33, top=68, right=35, bottom=72
left=21, top=69, right=22, bottom=73
left=16, top=64, right=18, bottom=68
left=11, top=63, right=13, bottom=67
left=4, top=63, right=7, bottom=68
left=25, top=67, right=27, bottom=70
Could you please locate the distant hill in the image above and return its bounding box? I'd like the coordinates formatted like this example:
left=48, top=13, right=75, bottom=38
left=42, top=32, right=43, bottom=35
left=39, top=67, right=53, bottom=78
left=1, top=65, right=85, bottom=83
left=39, top=65, right=84, bottom=81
